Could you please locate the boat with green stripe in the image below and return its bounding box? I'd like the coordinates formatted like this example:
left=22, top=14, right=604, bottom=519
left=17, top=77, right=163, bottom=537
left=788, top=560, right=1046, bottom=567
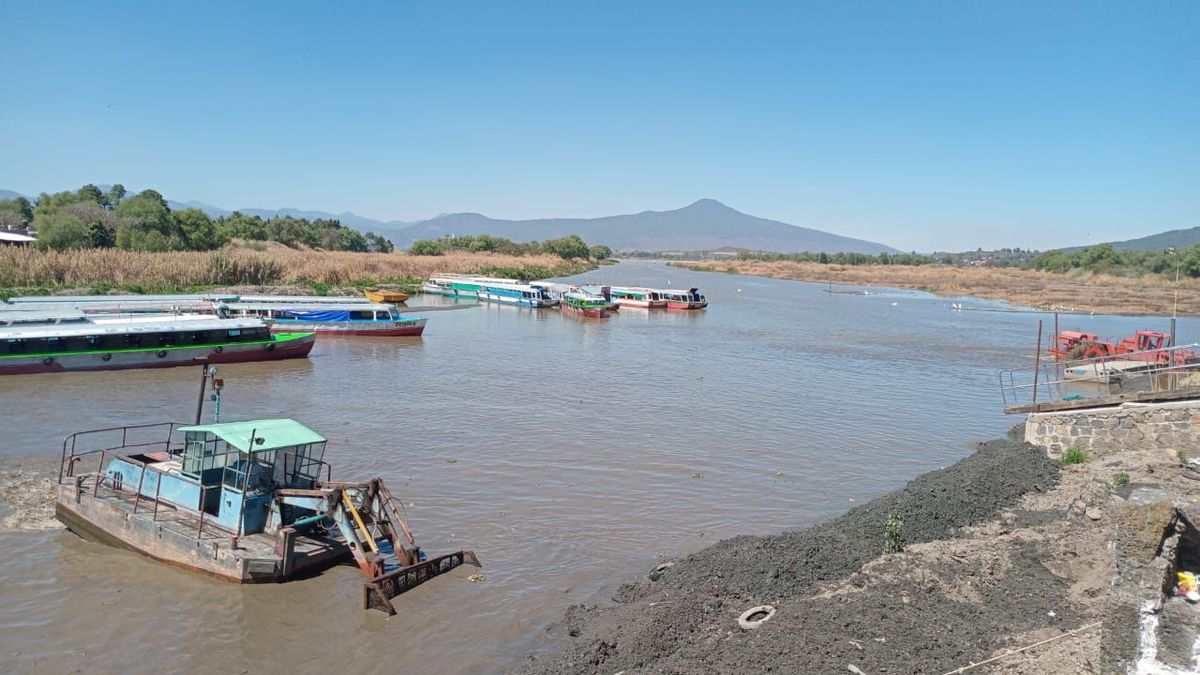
left=0, top=308, right=314, bottom=375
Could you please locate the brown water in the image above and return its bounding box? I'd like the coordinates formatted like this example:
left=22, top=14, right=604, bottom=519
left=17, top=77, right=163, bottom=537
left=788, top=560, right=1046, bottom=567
left=1, top=260, right=1195, bottom=674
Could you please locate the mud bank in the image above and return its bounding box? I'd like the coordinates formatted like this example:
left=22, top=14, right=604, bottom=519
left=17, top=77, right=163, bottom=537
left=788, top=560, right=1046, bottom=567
left=525, top=439, right=1085, bottom=674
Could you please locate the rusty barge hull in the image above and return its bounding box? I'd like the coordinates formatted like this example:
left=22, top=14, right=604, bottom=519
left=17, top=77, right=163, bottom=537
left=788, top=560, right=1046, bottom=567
left=54, top=484, right=349, bottom=583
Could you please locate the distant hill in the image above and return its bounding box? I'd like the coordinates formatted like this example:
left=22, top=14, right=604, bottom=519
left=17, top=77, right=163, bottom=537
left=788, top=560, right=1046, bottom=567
left=1067, top=226, right=1200, bottom=253
left=381, top=199, right=896, bottom=254
left=2, top=189, right=895, bottom=253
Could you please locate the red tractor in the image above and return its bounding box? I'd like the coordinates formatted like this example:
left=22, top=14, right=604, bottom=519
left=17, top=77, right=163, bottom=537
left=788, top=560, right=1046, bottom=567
left=1051, top=329, right=1191, bottom=365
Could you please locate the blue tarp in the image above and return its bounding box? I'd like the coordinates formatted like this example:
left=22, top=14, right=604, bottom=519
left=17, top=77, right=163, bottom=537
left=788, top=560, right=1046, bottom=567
left=284, top=309, right=351, bottom=322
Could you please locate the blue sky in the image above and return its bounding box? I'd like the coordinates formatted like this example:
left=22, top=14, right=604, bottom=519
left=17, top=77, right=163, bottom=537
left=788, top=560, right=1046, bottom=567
left=2, top=1, right=1196, bottom=251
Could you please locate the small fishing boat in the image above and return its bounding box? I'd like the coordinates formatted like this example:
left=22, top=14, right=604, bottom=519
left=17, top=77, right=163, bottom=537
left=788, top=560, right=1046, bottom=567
left=609, top=286, right=667, bottom=308
left=476, top=281, right=558, bottom=307
left=54, top=371, right=479, bottom=615
left=0, top=308, right=314, bottom=375
left=560, top=291, right=610, bottom=318
left=363, top=288, right=410, bottom=304
left=658, top=287, right=708, bottom=310
left=224, top=301, right=427, bottom=336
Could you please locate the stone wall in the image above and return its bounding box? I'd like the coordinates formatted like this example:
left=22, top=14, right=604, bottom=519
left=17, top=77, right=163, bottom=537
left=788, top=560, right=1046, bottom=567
left=1025, top=400, right=1200, bottom=457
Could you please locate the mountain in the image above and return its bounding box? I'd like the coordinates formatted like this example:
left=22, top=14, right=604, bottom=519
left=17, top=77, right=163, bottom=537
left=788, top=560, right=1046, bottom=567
left=0, top=189, right=25, bottom=201
left=1066, top=227, right=1200, bottom=253
left=2, top=188, right=895, bottom=253
left=381, top=199, right=896, bottom=254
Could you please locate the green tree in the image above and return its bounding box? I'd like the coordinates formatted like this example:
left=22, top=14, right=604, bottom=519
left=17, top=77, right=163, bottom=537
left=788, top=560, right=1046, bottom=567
left=106, top=184, right=126, bottom=208
left=174, top=208, right=218, bottom=250
left=589, top=244, right=613, bottom=260
left=541, top=234, right=590, bottom=259
left=408, top=239, right=444, bottom=255
left=33, top=211, right=93, bottom=250
left=365, top=232, right=394, bottom=253
left=78, top=183, right=106, bottom=206
left=0, top=199, right=30, bottom=229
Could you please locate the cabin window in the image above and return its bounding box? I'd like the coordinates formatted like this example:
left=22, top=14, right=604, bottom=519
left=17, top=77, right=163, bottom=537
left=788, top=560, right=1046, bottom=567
left=350, top=310, right=374, bottom=320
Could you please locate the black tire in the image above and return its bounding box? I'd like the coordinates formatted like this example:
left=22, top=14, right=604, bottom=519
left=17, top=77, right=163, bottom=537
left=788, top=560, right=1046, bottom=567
left=156, top=350, right=167, bottom=358
left=266, top=343, right=276, bottom=352
left=213, top=346, right=224, bottom=354
left=42, top=356, right=53, bottom=365
left=101, top=354, right=112, bottom=362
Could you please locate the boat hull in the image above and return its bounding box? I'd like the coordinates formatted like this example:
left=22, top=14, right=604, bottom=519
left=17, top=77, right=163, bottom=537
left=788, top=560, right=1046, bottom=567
left=364, top=289, right=409, bottom=303
left=614, top=298, right=666, bottom=308
left=667, top=300, right=708, bottom=310
left=54, top=485, right=348, bottom=583
left=0, top=333, right=315, bottom=376
left=268, top=319, right=427, bottom=336
left=560, top=305, right=608, bottom=318
left=421, top=284, right=478, bottom=298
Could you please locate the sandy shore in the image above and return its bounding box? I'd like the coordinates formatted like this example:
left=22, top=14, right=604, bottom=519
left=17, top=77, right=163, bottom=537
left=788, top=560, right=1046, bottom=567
left=673, top=260, right=1199, bottom=316
left=523, top=431, right=1195, bottom=674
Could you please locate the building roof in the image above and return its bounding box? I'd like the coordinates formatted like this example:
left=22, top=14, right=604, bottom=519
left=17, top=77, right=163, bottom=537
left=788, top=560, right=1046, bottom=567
left=0, top=232, right=36, bottom=243
left=177, top=418, right=325, bottom=453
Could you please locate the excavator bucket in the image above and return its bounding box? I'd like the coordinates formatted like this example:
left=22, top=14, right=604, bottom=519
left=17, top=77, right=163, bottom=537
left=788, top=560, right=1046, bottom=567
left=363, top=549, right=482, bottom=615
left=279, top=478, right=480, bottom=614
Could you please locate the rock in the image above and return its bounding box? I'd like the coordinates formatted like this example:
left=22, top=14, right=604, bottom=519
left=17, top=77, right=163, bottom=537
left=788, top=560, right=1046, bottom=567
left=1086, top=507, right=1103, bottom=521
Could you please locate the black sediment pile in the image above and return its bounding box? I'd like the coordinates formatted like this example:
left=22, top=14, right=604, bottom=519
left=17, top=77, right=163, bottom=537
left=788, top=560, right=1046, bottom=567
left=525, top=439, right=1067, bottom=674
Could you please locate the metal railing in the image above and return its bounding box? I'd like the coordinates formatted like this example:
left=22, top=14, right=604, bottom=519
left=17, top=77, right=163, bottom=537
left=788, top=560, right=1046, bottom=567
left=999, top=343, right=1200, bottom=408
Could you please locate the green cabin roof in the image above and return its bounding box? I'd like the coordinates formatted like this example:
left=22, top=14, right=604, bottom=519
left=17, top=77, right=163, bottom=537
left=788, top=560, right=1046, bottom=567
left=177, top=418, right=325, bottom=453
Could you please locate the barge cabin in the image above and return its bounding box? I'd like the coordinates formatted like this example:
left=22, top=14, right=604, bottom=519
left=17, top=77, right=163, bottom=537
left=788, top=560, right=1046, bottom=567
left=475, top=281, right=558, bottom=308
left=659, top=287, right=708, bottom=310
left=609, top=287, right=667, bottom=309
left=560, top=291, right=611, bottom=318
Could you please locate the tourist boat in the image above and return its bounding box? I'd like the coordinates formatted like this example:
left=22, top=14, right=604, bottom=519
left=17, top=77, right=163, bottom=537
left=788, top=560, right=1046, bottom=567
left=658, top=287, right=708, bottom=310
left=0, top=308, right=315, bottom=375
left=363, top=288, right=410, bottom=304
left=420, top=274, right=518, bottom=298
left=609, top=286, right=667, bottom=308
left=6, top=293, right=237, bottom=314
left=224, top=301, right=427, bottom=336
left=475, top=281, right=558, bottom=308
left=560, top=291, right=611, bottom=318
left=54, top=381, right=479, bottom=615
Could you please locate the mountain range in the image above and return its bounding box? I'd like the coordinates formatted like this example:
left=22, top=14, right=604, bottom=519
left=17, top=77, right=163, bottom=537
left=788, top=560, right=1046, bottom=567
left=0, top=189, right=896, bottom=254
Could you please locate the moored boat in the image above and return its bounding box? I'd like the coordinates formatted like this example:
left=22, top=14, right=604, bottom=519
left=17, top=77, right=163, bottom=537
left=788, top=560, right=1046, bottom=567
left=363, top=288, right=410, bottom=304
left=658, top=287, right=708, bottom=310
left=560, top=291, right=610, bottom=318
left=421, top=274, right=520, bottom=298
left=224, top=301, right=427, bottom=336
left=0, top=309, right=314, bottom=375
left=476, top=281, right=558, bottom=307
left=609, top=286, right=667, bottom=308
left=54, top=384, right=479, bottom=615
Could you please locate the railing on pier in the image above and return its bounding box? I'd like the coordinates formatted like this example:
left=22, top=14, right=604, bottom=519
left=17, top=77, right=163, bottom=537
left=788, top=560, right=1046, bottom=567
left=999, top=343, right=1200, bottom=411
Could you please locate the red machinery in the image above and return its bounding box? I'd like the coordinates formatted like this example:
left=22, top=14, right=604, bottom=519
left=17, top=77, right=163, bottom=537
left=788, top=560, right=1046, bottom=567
left=1050, top=329, right=1191, bottom=364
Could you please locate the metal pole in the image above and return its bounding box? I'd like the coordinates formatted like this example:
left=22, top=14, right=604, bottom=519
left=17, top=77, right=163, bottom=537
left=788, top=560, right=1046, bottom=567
left=1171, top=317, right=1178, bottom=391
left=1032, top=319, right=1043, bottom=406
left=195, top=362, right=208, bottom=425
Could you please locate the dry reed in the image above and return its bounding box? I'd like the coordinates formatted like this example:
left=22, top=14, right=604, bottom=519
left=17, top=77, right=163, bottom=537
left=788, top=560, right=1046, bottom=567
left=677, top=260, right=1200, bottom=315
left=0, top=243, right=581, bottom=291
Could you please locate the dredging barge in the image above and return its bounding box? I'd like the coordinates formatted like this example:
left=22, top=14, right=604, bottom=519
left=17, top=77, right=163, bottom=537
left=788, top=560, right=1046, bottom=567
left=54, top=375, right=478, bottom=614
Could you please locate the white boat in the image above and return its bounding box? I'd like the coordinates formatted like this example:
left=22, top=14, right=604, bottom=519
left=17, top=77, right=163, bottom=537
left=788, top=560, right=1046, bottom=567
left=475, top=281, right=558, bottom=307
left=609, top=286, right=667, bottom=308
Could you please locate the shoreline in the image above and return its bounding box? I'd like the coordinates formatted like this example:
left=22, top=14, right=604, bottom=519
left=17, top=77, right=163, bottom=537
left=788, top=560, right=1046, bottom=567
left=670, top=259, right=1199, bottom=316
left=522, top=422, right=1200, bottom=674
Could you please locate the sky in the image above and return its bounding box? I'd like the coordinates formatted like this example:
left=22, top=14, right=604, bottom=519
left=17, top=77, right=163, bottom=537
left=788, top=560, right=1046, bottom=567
left=1, top=1, right=1197, bottom=252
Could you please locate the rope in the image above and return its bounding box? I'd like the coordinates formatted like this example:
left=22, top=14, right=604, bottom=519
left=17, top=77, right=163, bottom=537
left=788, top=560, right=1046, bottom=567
left=938, top=621, right=1102, bottom=675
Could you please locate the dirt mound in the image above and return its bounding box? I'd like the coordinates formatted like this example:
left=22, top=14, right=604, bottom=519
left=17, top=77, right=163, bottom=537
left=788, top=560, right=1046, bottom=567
left=525, top=439, right=1064, bottom=674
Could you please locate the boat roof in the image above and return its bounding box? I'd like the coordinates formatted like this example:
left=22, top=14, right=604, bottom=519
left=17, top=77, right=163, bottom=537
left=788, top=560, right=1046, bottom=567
left=0, top=315, right=266, bottom=339
left=564, top=290, right=605, bottom=300
left=610, top=286, right=655, bottom=293
left=9, top=293, right=238, bottom=304
left=477, top=281, right=547, bottom=291
left=237, top=295, right=374, bottom=304
left=0, top=307, right=89, bottom=324
left=226, top=301, right=395, bottom=311
left=177, top=418, right=325, bottom=453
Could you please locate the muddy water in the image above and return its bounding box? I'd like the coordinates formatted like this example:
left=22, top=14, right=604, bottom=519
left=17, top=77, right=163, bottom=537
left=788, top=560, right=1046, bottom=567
left=0, top=260, right=1195, bottom=674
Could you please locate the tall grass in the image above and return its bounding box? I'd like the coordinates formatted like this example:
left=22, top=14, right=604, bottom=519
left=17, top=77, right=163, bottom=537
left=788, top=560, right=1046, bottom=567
left=0, top=243, right=590, bottom=293
left=673, top=260, right=1200, bottom=315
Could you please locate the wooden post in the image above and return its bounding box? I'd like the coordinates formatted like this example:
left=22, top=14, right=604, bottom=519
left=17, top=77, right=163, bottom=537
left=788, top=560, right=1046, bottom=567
left=1032, top=319, right=1043, bottom=405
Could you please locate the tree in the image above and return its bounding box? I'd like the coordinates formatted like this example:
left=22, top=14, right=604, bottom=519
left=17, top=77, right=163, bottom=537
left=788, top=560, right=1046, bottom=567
left=106, top=184, right=126, bottom=208
left=589, top=244, right=613, bottom=260
left=408, top=240, right=444, bottom=255
left=114, top=189, right=177, bottom=249
left=174, top=208, right=218, bottom=250
left=541, top=234, right=590, bottom=259
left=78, top=184, right=106, bottom=206
left=0, top=199, right=29, bottom=229
left=365, top=232, right=394, bottom=253
left=33, top=211, right=93, bottom=250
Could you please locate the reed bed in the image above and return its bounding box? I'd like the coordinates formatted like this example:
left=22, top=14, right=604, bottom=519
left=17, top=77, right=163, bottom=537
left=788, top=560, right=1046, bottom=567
left=0, top=243, right=585, bottom=292
left=676, top=260, right=1200, bottom=315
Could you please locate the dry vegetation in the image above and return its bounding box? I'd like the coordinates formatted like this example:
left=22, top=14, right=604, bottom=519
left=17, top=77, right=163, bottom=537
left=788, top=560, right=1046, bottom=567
left=0, top=242, right=589, bottom=294
left=677, top=260, right=1200, bottom=315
